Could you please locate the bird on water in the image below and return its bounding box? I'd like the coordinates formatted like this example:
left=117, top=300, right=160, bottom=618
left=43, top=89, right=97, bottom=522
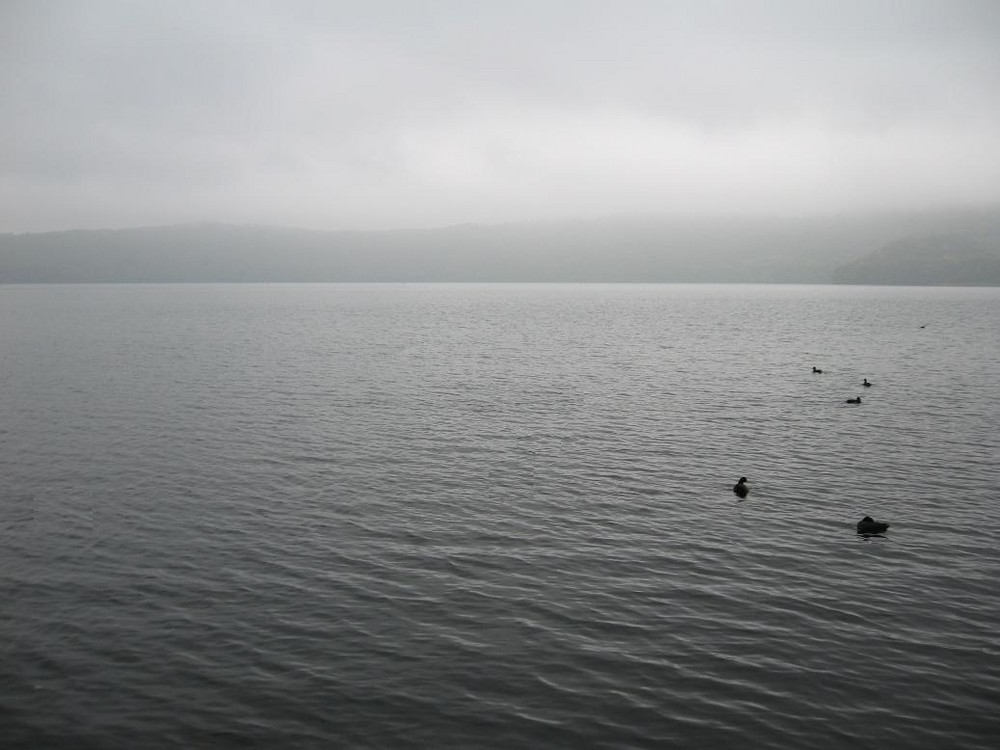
left=733, top=477, right=749, bottom=498
left=812, top=366, right=823, bottom=373
left=857, top=516, right=890, bottom=534
left=863, top=378, right=872, bottom=387
left=846, top=396, right=861, bottom=404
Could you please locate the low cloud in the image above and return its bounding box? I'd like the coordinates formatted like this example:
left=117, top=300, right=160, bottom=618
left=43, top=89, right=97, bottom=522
left=2, top=0, right=999, bottom=232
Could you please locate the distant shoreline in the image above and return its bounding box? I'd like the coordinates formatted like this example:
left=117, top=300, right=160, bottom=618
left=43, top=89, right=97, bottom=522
left=3, top=211, right=999, bottom=285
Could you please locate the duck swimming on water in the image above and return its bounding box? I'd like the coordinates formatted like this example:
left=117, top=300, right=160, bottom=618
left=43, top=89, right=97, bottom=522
left=733, top=477, right=749, bottom=498
left=846, top=396, right=861, bottom=404
left=812, top=367, right=823, bottom=373
left=863, top=379, right=872, bottom=387
left=857, top=516, right=890, bottom=534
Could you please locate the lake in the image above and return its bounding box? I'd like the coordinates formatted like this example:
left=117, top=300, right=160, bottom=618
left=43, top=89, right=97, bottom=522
left=2, top=283, right=999, bottom=748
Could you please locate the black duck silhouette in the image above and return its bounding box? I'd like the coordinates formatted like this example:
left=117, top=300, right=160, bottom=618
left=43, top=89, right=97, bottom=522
left=733, top=477, right=749, bottom=498
left=857, top=516, right=890, bottom=534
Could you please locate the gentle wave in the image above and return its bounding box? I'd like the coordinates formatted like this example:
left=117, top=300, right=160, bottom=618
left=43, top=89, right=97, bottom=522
left=2, top=283, right=1000, bottom=748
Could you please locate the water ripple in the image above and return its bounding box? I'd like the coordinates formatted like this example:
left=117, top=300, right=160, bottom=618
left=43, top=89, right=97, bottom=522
left=2, top=283, right=1000, bottom=748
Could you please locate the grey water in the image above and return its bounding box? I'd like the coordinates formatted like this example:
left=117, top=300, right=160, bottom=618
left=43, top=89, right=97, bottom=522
left=2, top=282, right=999, bottom=749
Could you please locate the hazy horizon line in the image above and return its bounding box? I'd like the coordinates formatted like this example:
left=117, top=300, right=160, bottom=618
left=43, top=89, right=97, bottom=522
left=6, top=201, right=1000, bottom=237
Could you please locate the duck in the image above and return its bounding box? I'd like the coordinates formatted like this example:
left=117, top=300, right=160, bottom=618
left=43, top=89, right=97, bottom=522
left=812, top=366, right=823, bottom=373
left=845, top=396, right=861, bottom=404
left=733, top=477, right=749, bottom=498
left=857, top=516, right=890, bottom=534
left=863, top=378, right=872, bottom=387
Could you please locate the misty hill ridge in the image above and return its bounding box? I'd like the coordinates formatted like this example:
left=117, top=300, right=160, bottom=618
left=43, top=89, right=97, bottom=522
left=832, top=231, right=1000, bottom=285
left=2, top=210, right=1000, bottom=284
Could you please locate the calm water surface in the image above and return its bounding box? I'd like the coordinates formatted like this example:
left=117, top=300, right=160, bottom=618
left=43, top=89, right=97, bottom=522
left=2, top=283, right=999, bottom=748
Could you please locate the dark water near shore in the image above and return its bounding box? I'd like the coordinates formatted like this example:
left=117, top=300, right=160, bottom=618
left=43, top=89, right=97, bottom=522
left=2, top=283, right=1000, bottom=749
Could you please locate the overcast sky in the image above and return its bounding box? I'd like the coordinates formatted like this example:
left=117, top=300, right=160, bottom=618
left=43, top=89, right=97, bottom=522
left=2, top=0, right=999, bottom=233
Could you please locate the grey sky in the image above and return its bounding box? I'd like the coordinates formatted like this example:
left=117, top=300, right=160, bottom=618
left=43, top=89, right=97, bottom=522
left=2, top=0, right=999, bottom=232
